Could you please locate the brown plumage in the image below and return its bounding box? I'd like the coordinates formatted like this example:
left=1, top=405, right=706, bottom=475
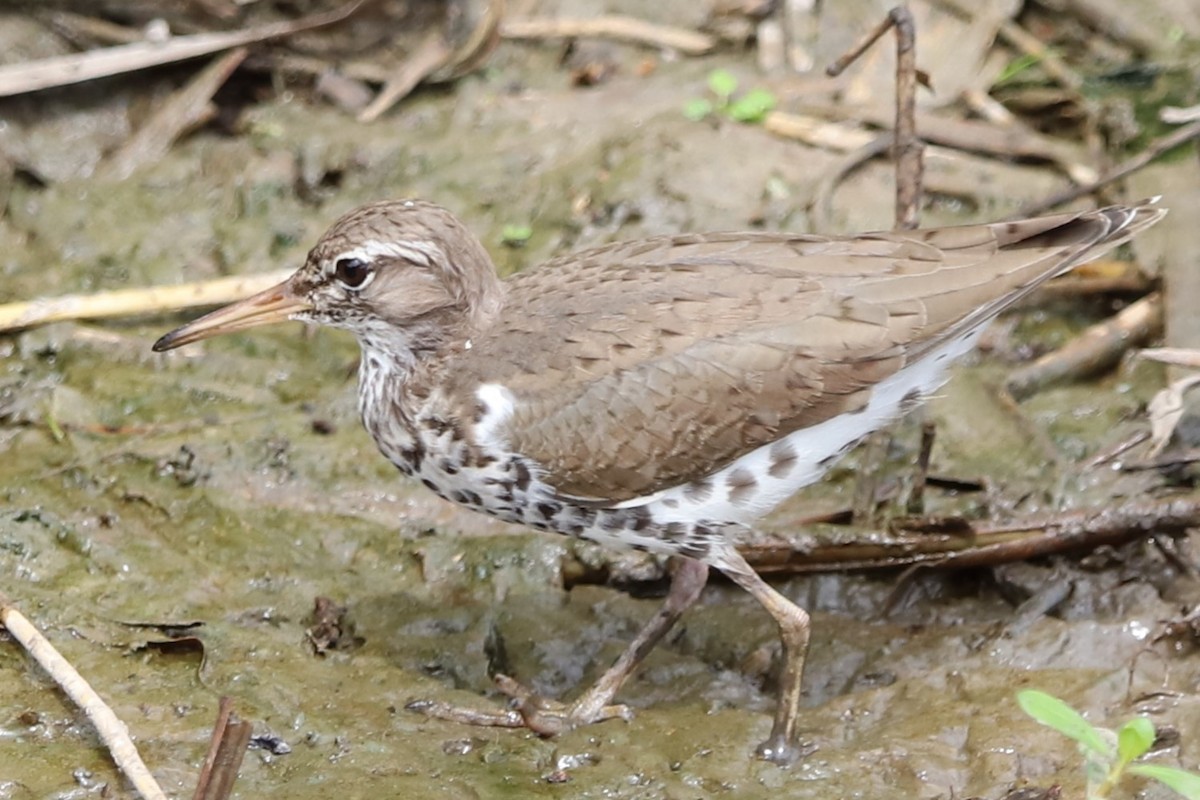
left=154, top=197, right=1165, bottom=764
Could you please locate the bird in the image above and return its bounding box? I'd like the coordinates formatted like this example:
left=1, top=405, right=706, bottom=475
left=153, top=198, right=1164, bottom=764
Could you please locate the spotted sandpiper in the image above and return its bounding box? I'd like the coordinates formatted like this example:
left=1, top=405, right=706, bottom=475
left=154, top=198, right=1164, bottom=764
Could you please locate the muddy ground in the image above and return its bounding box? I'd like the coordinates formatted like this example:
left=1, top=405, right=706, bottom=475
left=2, top=1, right=1200, bottom=798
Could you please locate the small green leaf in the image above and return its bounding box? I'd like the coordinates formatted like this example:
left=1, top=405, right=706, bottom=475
left=45, top=411, right=65, bottom=442
left=684, top=98, right=714, bottom=121
left=500, top=224, right=532, bottom=246
left=1117, top=717, right=1155, bottom=765
left=1017, top=690, right=1111, bottom=757
left=727, top=87, right=777, bottom=123
left=707, top=69, right=738, bottom=101
left=1128, top=764, right=1200, bottom=800
left=994, top=51, right=1051, bottom=86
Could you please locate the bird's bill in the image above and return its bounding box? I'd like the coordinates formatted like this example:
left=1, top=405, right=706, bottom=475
left=152, top=280, right=311, bottom=352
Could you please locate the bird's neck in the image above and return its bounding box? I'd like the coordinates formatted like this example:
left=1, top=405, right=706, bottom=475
left=354, top=303, right=495, bottom=437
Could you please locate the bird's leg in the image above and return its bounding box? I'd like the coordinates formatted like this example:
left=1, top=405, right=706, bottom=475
left=408, top=556, right=709, bottom=734
left=716, top=545, right=812, bottom=766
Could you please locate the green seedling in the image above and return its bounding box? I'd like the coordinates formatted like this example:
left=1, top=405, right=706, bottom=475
left=684, top=69, right=777, bottom=124
left=500, top=224, right=533, bottom=247
left=1018, top=689, right=1200, bottom=800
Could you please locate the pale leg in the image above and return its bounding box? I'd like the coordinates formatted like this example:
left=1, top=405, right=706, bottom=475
left=717, top=545, right=812, bottom=765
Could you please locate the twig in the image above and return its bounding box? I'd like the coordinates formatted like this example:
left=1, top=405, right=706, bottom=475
left=809, top=133, right=893, bottom=231
left=501, top=15, right=716, bottom=55
left=357, top=33, right=452, bottom=123
left=1014, top=121, right=1200, bottom=218
left=763, top=111, right=875, bottom=152
left=358, top=0, right=505, bottom=121
left=103, top=48, right=248, bottom=181
left=0, top=0, right=365, bottom=97
left=0, top=268, right=292, bottom=333
left=850, top=431, right=890, bottom=525
left=904, top=420, right=937, bottom=515
left=799, top=102, right=1095, bottom=185
left=1139, top=348, right=1200, bottom=370
left=740, top=497, right=1200, bottom=573
left=192, top=697, right=253, bottom=800
left=1005, top=292, right=1163, bottom=401
left=826, top=6, right=923, bottom=229
left=0, top=592, right=168, bottom=800
left=1162, top=105, right=1200, bottom=124
left=934, top=0, right=1083, bottom=91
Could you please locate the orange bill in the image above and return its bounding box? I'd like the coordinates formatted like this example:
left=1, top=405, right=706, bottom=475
left=152, top=279, right=311, bottom=352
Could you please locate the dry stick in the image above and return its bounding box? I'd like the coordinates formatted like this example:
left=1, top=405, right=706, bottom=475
left=358, top=0, right=504, bottom=122
left=103, top=48, right=248, bottom=181
left=0, top=269, right=293, bottom=334
left=1014, top=120, right=1200, bottom=218
left=904, top=420, right=937, bottom=516
left=798, top=102, right=1096, bottom=185
left=357, top=33, right=452, bottom=123
left=822, top=7, right=923, bottom=523
left=1140, top=347, right=1200, bottom=370
left=810, top=134, right=894, bottom=231
left=933, top=0, right=1083, bottom=91
left=192, top=697, right=253, bottom=800
left=501, top=15, right=716, bottom=55
left=742, top=497, right=1200, bottom=574
left=1005, top=292, right=1163, bottom=401
left=40, top=9, right=147, bottom=46
left=0, top=592, right=168, bottom=800
left=0, top=0, right=365, bottom=97
left=825, top=5, right=923, bottom=230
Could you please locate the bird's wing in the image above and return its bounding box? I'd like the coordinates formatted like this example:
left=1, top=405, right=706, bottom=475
left=451, top=203, right=1162, bottom=502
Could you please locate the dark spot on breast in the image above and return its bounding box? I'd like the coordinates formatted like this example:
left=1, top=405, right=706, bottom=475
left=684, top=478, right=712, bottom=504
left=629, top=508, right=651, bottom=532
left=440, top=460, right=460, bottom=475
left=465, top=450, right=496, bottom=469
left=661, top=498, right=679, bottom=509
left=421, top=478, right=438, bottom=492
left=726, top=467, right=758, bottom=505
left=662, top=522, right=686, bottom=540
left=899, top=387, right=923, bottom=415
left=536, top=502, right=560, bottom=520
left=514, top=460, right=532, bottom=491
left=450, top=491, right=468, bottom=505
left=473, top=401, right=487, bottom=424
left=400, top=441, right=425, bottom=471
left=678, top=541, right=709, bottom=560
left=768, top=441, right=797, bottom=479
left=464, top=491, right=483, bottom=507
left=599, top=512, right=625, bottom=532
left=424, top=416, right=451, bottom=435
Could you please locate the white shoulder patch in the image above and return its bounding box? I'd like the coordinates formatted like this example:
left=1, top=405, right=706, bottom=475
left=474, top=383, right=518, bottom=448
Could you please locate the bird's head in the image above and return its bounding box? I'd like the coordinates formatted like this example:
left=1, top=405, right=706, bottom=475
left=153, top=200, right=501, bottom=356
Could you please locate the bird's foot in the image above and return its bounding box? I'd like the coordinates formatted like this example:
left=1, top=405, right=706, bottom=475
left=406, top=673, right=633, bottom=735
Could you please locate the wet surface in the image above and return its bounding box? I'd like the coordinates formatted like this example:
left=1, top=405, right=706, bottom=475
left=2, top=4, right=1200, bottom=798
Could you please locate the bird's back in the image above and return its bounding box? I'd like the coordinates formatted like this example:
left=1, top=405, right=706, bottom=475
left=443, top=202, right=1163, bottom=506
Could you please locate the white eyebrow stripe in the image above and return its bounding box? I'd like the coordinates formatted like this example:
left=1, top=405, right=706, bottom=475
left=332, top=239, right=443, bottom=269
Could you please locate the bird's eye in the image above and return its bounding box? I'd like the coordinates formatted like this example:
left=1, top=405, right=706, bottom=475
left=334, top=257, right=372, bottom=289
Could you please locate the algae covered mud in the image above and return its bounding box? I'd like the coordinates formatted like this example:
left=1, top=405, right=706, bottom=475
left=3, top=0, right=1200, bottom=797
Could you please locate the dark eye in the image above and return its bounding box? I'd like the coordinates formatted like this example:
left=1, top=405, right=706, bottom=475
left=334, top=257, right=372, bottom=288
